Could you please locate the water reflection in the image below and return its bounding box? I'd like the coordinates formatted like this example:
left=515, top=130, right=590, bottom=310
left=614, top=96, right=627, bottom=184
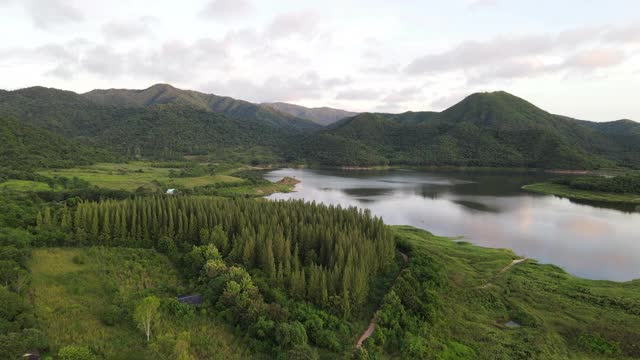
left=265, top=168, right=640, bottom=281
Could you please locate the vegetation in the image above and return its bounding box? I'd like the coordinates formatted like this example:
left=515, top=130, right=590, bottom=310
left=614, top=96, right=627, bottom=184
left=523, top=174, right=640, bottom=205
left=2, top=87, right=640, bottom=169
left=299, top=92, right=640, bottom=169
left=0, top=117, right=116, bottom=170
left=359, top=226, right=640, bottom=359
left=30, top=247, right=252, bottom=359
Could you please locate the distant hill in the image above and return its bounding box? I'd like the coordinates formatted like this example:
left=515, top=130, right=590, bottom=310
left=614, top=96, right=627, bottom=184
left=84, top=84, right=319, bottom=131
left=300, top=91, right=640, bottom=169
left=0, top=86, right=319, bottom=164
left=261, top=102, right=358, bottom=126
left=0, top=117, right=115, bottom=170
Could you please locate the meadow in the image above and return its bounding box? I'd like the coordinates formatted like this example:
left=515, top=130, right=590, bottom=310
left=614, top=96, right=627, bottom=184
left=38, top=162, right=242, bottom=192
left=30, top=247, right=253, bottom=359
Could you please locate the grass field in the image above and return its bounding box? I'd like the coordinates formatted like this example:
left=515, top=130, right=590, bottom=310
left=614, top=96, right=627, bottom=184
left=30, top=247, right=253, bottom=359
left=522, top=183, right=640, bottom=205
left=39, top=162, right=242, bottom=191
left=0, top=179, right=52, bottom=191
left=393, top=226, right=640, bottom=359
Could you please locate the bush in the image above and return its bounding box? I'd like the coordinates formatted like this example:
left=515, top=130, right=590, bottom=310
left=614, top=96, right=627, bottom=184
left=578, top=334, right=620, bottom=355
left=99, top=305, right=126, bottom=326
left=58, top=345, right=97, bottom=360
left=72, top=255, right=86, bottom=265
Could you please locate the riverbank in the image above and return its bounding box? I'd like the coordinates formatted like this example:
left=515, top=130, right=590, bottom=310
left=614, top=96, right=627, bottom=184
left=522, top=182, right=640, bottom=205
left=358, top=225, right=640, bottom=359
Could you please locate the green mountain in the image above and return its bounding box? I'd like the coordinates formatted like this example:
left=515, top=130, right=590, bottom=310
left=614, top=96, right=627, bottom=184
left=0, top=117, right=115, bottom=170
left=301, top=91, right=640, bottom=169
left=1, top=86, right=638, bottom=169
left=262, top=102, right=358, bottom=126
left=0, top=86, right=319, bottom=164
left=83, top=83, right=319, bottom=131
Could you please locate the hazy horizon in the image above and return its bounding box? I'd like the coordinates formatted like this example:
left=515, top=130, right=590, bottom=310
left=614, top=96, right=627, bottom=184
left=1, top=0, right=639, bottom=121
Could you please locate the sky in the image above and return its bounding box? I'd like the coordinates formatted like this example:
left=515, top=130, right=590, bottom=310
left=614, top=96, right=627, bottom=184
left=0, top=0, right=639, bottom=121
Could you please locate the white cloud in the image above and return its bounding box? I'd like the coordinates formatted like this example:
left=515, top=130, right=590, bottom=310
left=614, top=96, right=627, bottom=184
left=201, top=0, right=253, bottom=20
left=101, top=17, right=156, bottom=41
left=25, top=0, right=83, bottom=29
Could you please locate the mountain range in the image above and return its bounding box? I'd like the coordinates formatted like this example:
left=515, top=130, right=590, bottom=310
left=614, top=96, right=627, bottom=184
left=0, top=84, right=639, bottom=170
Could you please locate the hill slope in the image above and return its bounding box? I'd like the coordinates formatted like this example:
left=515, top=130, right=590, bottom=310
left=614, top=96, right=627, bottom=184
left=299, top=92, right=640, bottom=169
left=262, top=102, right=358, bottom=125
left=0, top=86, right=317, bottom=163
left=0, top=117, right=115, bottom=169
left=83, top=83, right=319, bottom=131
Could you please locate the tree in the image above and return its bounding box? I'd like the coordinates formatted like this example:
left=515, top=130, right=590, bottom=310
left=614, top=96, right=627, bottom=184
left=134, top=296, right=161, bottom=343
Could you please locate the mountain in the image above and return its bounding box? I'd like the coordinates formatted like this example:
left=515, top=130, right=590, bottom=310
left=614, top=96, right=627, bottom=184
left=83, top=84, right=319, bottom=131
left=300, top=91, right=640, bottom=169
left=0, top=86, right=318, bottom=164
left=1, top=86, right=638, bottom=169
left=261, top=102, right=358, bottom=126
left=0, top=116, right=115, bottom=170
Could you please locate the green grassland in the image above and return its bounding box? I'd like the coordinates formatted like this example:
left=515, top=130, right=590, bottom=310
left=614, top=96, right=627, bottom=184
left=523, top=183, right=640, bottom=204
left=30, top=247, right=253, bottom=359
left=34, top=162, right=296, bottom=197
left=385, top=226, right=640, bottom=359
left=39, top=162, right=241, bottom=191
left=0, top=179, right=52, bottom=192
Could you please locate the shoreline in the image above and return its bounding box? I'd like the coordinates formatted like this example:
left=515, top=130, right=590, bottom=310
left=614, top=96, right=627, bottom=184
left=522, top=182, right=640, bottom=206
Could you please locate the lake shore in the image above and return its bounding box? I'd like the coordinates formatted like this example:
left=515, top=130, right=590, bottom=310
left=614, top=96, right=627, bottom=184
left=522, top=182, right=640, bottom=205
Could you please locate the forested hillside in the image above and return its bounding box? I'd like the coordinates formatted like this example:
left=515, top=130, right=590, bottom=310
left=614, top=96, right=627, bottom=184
left=1, top=86, right=639, bottom=169
left=83, top=84, right=319, bottom=131
left=0, top=87, right=314, bottom=164
left=301, top=92, right=640, bottom=169
left=0, top=117, right=116, bottom=170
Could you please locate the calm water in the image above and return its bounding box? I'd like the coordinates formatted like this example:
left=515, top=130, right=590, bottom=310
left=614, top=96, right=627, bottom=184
left=265, top=168, right=640, bottom=282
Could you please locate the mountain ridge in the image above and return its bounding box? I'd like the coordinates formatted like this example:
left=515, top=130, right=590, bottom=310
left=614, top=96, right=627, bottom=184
left=1, top=85, right=638, bottom=169
left=261, top=101, right=358, bottom=126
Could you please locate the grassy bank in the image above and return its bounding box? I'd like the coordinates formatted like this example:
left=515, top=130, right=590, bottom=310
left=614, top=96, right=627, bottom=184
left=522, top=182, right=640, bottom=205
left=374, top=226, right=640, bottom=359
left=30, top=247, right=253, bottom=359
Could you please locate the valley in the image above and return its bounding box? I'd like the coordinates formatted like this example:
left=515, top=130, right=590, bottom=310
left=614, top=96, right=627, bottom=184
left=1, top=84, right=639, bottom=359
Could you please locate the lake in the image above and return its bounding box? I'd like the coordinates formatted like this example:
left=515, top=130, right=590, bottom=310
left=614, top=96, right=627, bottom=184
left=265, top=168, right=640, bottom=282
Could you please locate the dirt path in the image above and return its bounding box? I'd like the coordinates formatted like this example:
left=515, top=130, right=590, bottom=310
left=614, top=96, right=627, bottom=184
left=356, top=251, right=409, bottom=348
left=479, top=257, right=528, bottom=289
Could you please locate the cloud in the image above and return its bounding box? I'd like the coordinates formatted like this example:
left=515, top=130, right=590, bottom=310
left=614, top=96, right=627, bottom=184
left=405, top=34, right=553, bottom=74
left=204, top=72, right=330, bottom=102
left=201, top=0, right=253, bottom=20
left=380, top=86, right=422, bottom=104
left=467, top=0, right=499, bottom=9
left=25, top=0, right=83, bottom=29
left=266, top=11, right=321, bottom=40
left=13, top=36, right=229, bottom=82
left=335, top=88, right=381, bottom=101
left=563, top=48, right=625, bottom=69
left=430, top=91, right=470, bottom=110
left=602, top=23, right=640, bottom=44
left=101, top=17, right=156, bottom=41
left=406, top=23, right=640, bottom=84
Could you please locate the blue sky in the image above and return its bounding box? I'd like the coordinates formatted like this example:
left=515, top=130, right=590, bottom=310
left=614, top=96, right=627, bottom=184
left=1, top=0, right=639, bottom=120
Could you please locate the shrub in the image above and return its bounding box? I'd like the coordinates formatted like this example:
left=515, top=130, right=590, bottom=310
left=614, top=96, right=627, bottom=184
left=58, top=345, right=97, bottom=360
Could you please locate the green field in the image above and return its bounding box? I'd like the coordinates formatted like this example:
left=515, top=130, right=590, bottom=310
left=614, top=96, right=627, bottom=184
left=30, top=247, right=253, bottom=359
left=0, top=179, right=52, bottom=192
left=378, top=226, right=640, bottom=359
left=39, top=162, right=242, bottom=191
left=522, top=182, right=640, bottom=204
